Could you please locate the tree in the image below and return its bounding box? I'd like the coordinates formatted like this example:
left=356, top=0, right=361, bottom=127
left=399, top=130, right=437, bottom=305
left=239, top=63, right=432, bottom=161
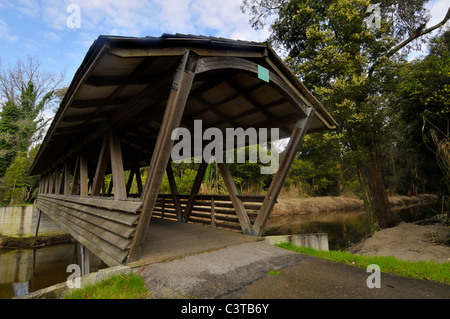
left=0, top=55, right=65, bottom=177
left=392, top=30, right=450, bottom=196
left=242, top=0, right=450, bottom=229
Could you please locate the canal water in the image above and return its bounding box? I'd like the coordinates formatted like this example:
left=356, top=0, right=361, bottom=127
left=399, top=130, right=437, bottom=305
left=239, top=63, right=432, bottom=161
left=0, top=242, right=107, bottom=299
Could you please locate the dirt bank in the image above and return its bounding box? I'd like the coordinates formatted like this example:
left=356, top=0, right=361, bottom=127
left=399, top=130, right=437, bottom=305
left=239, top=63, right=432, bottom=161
left=272, top=194, right=438, bottom=216
left=0, top=234, right=73, bottom=249
left=349, top=222, right=450, bottom=264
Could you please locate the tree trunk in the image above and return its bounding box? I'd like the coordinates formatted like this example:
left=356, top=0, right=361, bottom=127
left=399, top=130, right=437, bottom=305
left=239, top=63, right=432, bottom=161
left=357, top=160, right=394, bottom=231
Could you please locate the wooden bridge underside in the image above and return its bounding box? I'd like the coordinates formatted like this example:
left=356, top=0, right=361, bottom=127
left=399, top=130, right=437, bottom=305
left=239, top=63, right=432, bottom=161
left=30, top=34, right=336, bottom=267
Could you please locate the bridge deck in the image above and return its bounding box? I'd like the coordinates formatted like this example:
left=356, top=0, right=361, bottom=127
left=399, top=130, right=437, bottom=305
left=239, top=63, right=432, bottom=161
left=131, top=218, right=261, bottom=267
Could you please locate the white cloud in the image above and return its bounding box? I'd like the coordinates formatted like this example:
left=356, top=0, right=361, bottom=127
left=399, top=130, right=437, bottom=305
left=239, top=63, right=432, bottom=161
left=0, top=19, right=19, bottom=42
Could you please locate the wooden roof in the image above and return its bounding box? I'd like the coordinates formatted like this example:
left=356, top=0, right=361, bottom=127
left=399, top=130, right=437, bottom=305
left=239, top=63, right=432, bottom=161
left=30, top=33, right=336, bottom=176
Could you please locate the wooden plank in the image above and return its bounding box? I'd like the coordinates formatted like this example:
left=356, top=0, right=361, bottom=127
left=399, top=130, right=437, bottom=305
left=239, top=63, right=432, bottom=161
left=252, top=107, right=315, bottom=236
left=92, top=134, right=110, bottom=197
left=217, top=162, right=252, bottom=234
left=109, top=130, right=127, bottom=200
left=182, top=161, right=208, bottom=222
left=39, top=195, right=139, bottom=226
left=36, top=200, right=126, bottom=266
left=39, top=193, right=142, bottom=213
left=39, top=196, right=136, bottom=237
left=128, top=50, right=199, bottom=262
left=40, top=198, right=132, bottom=250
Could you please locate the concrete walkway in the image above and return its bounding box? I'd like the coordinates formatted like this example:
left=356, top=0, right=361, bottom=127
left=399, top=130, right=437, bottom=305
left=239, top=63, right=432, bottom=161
left=138, top=241, right=450, bottom=299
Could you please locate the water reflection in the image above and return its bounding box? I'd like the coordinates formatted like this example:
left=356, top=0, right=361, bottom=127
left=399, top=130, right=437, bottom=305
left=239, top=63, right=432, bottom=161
left=264, top=203, right=441, bottom=251
left=0, top=242, right=106, bottom=299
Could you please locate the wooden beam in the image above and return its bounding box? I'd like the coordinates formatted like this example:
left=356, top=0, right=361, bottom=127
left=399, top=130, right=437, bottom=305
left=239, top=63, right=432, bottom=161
left=109, top=130, right=127, bottom=200
left=80, top=152, right=89, bottom=197
left=165, top=161, right=183, bottom=221
left=182, top=161, right=208, bottom=222
left=63, top=161, right=71, bottom=195
left=71, top=155, right=80, bottom=195
left=128, top=50, right=199, bottom=262
left=217, top=162, right=252, bottom=234
left=92, top=135, right=110, bottom=197
left=252, top=107, right=316, bottom=236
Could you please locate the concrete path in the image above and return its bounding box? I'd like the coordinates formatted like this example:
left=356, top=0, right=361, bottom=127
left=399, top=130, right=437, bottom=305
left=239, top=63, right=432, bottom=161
left=138, top=241, right=450, bottom=299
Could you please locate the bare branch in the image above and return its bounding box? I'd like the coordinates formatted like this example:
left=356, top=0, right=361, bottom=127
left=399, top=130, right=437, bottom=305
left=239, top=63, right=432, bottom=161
left=369, top=6, right=450, bottom=78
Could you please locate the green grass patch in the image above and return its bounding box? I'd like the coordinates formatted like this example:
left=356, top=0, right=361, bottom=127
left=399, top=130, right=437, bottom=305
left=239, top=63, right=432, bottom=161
left=268, top=270, right=280, bottom=276
left=276, top=242, right=450, bottom=284
left=65, top=272, right=151, bottom=299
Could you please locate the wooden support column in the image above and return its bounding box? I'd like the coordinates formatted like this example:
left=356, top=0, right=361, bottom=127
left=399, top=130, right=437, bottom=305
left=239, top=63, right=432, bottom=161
left=218, top=162, right=252, bottom=234
left=182, top=161, right=208, bottom=222
left=63, top=161, right=71, bottom=195
left=128, top=50, right=199, bottom=262
left=252, top=107, right=315, bottom=236
left=165, top=161, right=183, bottom=221
left=80, top=152, right=89, bottom=197
left=109, top=130, right=127, bottom=200
left=92, top=135, right=110, bottom=197
left=71, top=155, right=80, bottom=195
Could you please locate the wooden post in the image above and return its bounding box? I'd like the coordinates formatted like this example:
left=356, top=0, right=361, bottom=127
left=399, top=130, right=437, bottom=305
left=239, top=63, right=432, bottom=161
left=165, top=161, right=183, bottom=221
left=211, top=197, right=216, bottom=228
left=128, top=50, right=198, bottom=262
left=92, top=134, right=110, bottom=197
left=71, top=155, right=80, bottom=195
left=218, top=162, right=252, bottom=234
left=63, top=161, right=71, bottom=195
left=109, top=130, right=127, bottom=200
left=182, top=161, right=208, bottom=222
left=80, top=152, right=89, bottom=197
left=126, top=169, right=135, bottom=197
left=252, top=107, right=315, bottom=236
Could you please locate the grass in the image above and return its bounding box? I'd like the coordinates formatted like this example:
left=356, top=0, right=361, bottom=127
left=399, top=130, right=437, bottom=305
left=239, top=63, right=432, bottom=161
left=65, top=272, right=151, bottom=299
left=276, top=242, right=450, bottom=285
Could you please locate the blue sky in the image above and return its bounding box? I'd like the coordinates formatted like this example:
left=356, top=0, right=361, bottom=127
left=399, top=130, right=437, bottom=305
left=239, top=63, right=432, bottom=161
left=0, top=0, right=271, bottom=87
left=0, top=0, right=448, bottom=89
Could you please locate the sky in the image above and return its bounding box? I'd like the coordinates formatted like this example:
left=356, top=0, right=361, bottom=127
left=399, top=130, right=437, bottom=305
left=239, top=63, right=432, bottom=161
left=0, top=0, right=448, bottom=89
left=0, top=0, right=271, bottom=87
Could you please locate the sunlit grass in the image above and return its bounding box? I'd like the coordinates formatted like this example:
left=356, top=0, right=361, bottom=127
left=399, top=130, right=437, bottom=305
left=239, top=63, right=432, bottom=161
left=65, top=272, right=151, bottom=299
left=276, top=242, right=450, bottom=284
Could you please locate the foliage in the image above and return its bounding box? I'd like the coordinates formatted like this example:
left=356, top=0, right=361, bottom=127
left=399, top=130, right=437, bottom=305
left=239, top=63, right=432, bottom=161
left=242, top=0, right=450, bottom=229
left=1, top=146, right=40, bottom=205
left=277, top=242, right=450, bottom=284
left=392, top=30, right=450, bottom=195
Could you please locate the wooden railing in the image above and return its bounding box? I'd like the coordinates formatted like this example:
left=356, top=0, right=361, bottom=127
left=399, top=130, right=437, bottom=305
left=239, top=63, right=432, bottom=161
left=152, top=194, right=265, bottom=231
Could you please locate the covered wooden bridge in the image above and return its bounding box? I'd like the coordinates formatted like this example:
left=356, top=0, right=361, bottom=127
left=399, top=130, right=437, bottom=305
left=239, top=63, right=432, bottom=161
left=30, top=34, right=336, bottom=267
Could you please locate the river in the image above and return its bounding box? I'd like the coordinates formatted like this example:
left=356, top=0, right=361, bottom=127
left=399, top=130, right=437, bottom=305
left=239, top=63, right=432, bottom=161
left=264, top=202, right=442, bottom=250
left=0, top=242, right=106, bottom=299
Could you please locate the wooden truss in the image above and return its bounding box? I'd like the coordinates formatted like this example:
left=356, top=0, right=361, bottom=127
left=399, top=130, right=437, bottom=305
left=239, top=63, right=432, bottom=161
left=32, top=35, right=334, bottom=266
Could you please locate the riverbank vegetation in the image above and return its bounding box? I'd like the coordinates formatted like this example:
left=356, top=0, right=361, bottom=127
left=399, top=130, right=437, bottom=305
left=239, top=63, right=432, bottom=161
left=277, top=243, right=450, bottom=284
